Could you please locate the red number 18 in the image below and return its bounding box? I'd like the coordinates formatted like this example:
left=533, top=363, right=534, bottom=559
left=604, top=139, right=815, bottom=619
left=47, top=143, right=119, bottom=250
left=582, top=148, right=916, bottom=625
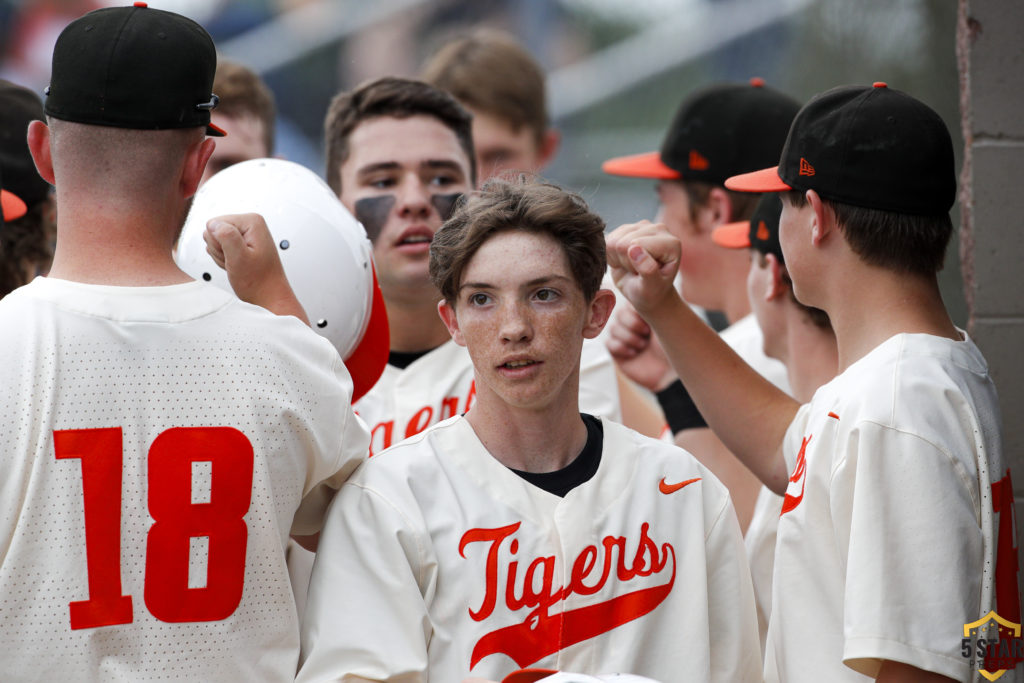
left=54, top=426, right=254, bottom=630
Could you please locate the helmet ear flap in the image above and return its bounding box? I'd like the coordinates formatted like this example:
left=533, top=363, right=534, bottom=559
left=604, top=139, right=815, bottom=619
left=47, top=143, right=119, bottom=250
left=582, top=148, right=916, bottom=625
left=177, top=158, right=388, bottom=398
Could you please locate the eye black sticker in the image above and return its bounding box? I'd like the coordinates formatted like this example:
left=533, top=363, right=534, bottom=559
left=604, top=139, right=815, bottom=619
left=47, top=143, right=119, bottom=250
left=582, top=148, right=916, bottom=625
left=431, top=193, right=463, bottom=222
left=354, top=195, right=396, bottom=243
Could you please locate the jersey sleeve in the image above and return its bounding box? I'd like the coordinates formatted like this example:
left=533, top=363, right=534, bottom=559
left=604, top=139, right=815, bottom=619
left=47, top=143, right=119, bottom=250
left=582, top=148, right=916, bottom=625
left=835, top=420, right=982, bottom=680
left=704, top=489, right=763, bottom=682
left=291, top=355, right=371, bottom=536
left=297, top=480, right=434, bottom=683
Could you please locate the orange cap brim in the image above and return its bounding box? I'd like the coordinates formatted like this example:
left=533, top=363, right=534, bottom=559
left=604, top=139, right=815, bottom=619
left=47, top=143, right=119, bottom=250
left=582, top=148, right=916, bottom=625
left=1, top=189, right=27, bottom=221
left=206, top=121, right=227, bottom=137
left=712, top=220, right=751, bottom=249
left=344, top=262, right=390, bottom=403
left=601, top=151, right=680, bottom=179
left=724, top=165, right=791, bottom=193
left=501, top=669, right=559, bottom=683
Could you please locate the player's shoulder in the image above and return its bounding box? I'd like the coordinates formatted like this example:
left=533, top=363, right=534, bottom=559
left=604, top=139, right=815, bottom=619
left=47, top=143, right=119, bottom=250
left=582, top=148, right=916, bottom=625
left=338, top=417, right=470, bottom=521
left=348, top=416, right=460, bottom=480
left=601, top=419, right=730, bottom=500
left=824, top=332, right=995, bottom=420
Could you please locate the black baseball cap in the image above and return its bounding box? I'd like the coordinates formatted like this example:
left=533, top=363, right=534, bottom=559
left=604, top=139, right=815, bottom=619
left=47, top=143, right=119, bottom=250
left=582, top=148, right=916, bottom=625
left=725, top=83, right=955, bottom=215
left=712, top=193, right=783, bottom=263
left=602, top=78, right=800, bottom=186
left=0, top=79, right=51, bottom=215
left=44, top=2, right=225, bottom=137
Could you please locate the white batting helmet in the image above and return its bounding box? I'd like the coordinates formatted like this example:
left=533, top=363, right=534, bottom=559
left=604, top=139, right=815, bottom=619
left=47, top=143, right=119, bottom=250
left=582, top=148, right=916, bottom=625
left=176, top=158, right=389, bottom=401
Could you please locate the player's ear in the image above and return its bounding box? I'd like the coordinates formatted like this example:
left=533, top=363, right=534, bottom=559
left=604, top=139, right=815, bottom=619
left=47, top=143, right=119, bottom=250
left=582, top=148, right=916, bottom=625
left=536, top=128, right=561, bottom=170
left=582, top=288, right=616, bottom=339
left=765, top=254, right=788, bottom=301
left=438, top=299, right=466, bottom=346
left=182, top=136, right=216, bottom=199
left=806, top=189, right=834, bottom=247
left=705, top=186, right=734, bottom=228
left=27, top=120, right=55, bottom=185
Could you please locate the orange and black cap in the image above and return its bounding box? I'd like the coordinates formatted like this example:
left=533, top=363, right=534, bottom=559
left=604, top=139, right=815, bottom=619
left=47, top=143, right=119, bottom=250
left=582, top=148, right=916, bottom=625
left=727, top=83, right=955, bottom=215
left=1, top=183, right=28, bottom=222
left=44, top=2, right=225, bottom=137
left=603, top=78, right=799, bottom=185
left=712, top=193, right=783, bottom=263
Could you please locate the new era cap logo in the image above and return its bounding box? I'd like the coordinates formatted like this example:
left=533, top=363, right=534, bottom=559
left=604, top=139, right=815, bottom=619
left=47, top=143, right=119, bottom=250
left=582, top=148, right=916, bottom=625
left=756, top=221, right=770, bottom=241
left=799, top=158, right=815, bottom=176
left=689, top=150, right=709, bottom=171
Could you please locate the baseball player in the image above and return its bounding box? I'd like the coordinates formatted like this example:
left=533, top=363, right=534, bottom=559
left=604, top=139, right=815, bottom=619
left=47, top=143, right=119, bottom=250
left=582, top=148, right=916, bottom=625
left=0, top=5, right=368, bottom=680
left=423, top=31, right=663, bottom=439
left=0, top=78, right=54, bottom=296
left=422, top=28, right=560, bottom=182
left=608, top=83, right=1019, bottom=682
left=296, top=178, right=761, bottom=683
left=712, top=193, right=839, bottom=658
left=323, top=77, right=620, bottom=458
left=601, top=80, right=798, bottom=531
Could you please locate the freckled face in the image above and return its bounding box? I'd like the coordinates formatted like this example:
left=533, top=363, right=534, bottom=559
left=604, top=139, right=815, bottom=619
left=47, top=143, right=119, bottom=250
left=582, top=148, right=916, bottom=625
left=445, top=231, right=593, bottom=412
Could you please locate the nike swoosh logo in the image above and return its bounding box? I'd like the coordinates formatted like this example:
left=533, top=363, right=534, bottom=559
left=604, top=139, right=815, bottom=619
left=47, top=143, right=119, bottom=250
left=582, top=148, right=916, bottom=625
left=658, top=477, right=701, bottom=494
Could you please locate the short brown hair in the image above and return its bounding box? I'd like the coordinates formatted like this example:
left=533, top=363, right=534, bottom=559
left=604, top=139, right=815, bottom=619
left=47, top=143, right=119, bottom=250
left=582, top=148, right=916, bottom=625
left=324, top=77, right=476, bottom=195
left=782, top=190, right=951, bottom=275
left=213, top=59, right=276, bottom=154
left=422, top=28, right=548, bottom=145
left=430, top=176, right=605, bottom=305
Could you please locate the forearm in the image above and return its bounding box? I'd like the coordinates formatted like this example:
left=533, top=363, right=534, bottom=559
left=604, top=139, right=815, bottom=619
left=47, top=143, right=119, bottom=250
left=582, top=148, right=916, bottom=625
left=254, top=286, right=310, bottom=325
left=645, top=293, right=796, bottom=493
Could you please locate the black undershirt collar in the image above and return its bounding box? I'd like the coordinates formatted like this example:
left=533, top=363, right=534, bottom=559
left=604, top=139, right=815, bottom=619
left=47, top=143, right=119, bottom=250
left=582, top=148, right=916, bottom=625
left=509, top=414, right=603, bottom=497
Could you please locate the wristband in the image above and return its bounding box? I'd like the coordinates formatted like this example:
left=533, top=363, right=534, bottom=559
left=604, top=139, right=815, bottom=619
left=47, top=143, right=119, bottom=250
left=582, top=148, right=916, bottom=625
left=655, top=379, right=708, bottom=434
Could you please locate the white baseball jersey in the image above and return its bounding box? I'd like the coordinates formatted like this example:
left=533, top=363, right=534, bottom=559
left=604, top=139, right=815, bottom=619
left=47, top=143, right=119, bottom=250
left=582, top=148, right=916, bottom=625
left=765, top=332, right=1018, bottom=682
left=291, top=338, right=622, bottom=623
left=355, top=339, right=622, bottom=456
left=721, top=312, right=790, bottom=660
left=0, top=277, right=370, bottom=682
left=298, top=416, right=761, bottom=683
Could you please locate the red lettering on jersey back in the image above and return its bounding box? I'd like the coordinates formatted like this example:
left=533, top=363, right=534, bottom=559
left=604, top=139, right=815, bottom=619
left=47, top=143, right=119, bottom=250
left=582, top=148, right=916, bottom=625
left=780, top=435, right=811, bottom=515
left=54, top=428, right=134, bottom=629
left=992, top=470, right=1021, bottom=624
left=55, top=426, right=255, bottom=629
left=460, top=522, right=675, bottom=669
left=144, top=427, right=253, bottom=622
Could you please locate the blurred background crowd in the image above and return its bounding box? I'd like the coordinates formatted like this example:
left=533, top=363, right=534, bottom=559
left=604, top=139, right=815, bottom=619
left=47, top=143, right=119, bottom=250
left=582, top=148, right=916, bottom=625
left=0, top=0, right=965, bottom=321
